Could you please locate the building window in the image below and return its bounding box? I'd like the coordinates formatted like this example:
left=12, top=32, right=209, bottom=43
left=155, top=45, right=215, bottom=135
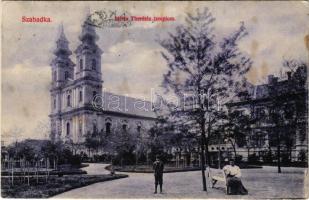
left=53, top=71, right=57, bottom=81
left=66, top=122, right=70, bottom=136
left=255, top=107, right=265, bottom=120
left=299, top=126, right=306, bottom=142
left=53, top=98, right=56, bottom=109
left=92, top=59, right=96, bottom=71
left=79, top=90, right=83, bottom=102
left=93, top=123, right=97, bottom=133
left=67, top=94, right=71, bottom=107
left=137, top=125, right=141, bottom=133
left=79, top=120, right=82, bottom=137
left=122, top=124, right=127, bottom=131
left=65, top=71, right=69, bottom=80
left=93, top=91, right=97, bottom=98
left=80, top=59, right=83, bottom=70
left=106, top=122, right=111, bottom=135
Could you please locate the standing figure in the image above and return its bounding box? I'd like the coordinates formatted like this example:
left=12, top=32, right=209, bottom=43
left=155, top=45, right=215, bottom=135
left=223, top=159, right=248, bottom=195
left=153, top=156, right=164, bottom=194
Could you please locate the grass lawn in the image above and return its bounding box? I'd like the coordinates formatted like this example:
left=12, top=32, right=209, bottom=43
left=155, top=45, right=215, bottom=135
left=1, top=174, right=128, bottom=198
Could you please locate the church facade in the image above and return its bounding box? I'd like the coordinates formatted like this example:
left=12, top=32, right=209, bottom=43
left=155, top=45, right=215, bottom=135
left=49, top=21, right=156, bottom=144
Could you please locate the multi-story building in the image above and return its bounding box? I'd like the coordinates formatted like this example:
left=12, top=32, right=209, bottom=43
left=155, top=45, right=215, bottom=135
left=226, top=66, right=307, bottom=162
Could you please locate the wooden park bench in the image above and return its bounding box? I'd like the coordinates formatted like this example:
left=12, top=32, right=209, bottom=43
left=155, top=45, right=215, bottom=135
left=207, top=167, right=228, bottom=194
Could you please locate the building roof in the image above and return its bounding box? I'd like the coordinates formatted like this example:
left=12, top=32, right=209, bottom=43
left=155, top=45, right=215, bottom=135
left=100, top=92, right=156, bottom=119
left=228, top=66, right=307, bottom=107
left=252, top=84, right=269, bottom=99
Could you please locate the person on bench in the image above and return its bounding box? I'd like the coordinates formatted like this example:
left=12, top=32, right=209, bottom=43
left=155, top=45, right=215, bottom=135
left=223, top=159, right=248, bottom=195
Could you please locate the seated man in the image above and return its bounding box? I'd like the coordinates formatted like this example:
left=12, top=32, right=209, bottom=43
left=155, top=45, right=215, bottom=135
left=223, top=159, right=248, bottom=195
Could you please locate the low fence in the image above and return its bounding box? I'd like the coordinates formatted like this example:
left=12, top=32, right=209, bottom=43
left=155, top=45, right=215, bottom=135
left=1, top=159, right=55, bottom=186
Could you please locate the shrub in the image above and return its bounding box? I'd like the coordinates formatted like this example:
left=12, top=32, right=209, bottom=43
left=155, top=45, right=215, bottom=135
left=262, top=151, right=273, bottom=163
left=298, top=150, right=307, bottom=162
left=235, top=154, right=243, bottom=163
left=70, top=155, right=81, bottom=166
left=281, top=153, right=291, bottom=164
left=248, top=153, right=259, bottom=163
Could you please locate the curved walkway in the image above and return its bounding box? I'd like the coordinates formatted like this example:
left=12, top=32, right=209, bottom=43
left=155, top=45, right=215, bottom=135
left=80, top=163, right=111, bottom=175
left=53, top=164, right=307, bottom=199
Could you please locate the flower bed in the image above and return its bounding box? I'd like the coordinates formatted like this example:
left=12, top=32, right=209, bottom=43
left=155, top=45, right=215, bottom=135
left=1, top=174, right=128, bottom=198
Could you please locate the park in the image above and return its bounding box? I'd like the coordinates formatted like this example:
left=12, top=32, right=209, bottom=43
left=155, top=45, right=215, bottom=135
left=1, top=2, right=309, bottom=199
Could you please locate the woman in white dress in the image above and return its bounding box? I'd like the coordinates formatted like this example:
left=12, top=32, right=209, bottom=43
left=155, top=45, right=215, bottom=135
left=223, top=159, right=248, bottom=195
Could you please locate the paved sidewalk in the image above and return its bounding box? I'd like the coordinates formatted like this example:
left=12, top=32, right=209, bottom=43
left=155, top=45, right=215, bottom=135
left=53, top=164, right=308, bottom=199
left=80, top=163, right=111, bottom=175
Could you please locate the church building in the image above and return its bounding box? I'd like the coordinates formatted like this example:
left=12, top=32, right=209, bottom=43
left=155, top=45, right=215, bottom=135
left=49, top=20, right=156, bottom=144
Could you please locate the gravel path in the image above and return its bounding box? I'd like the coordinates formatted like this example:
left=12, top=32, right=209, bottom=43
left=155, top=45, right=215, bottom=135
left=53, top=163, right=308, bottom=199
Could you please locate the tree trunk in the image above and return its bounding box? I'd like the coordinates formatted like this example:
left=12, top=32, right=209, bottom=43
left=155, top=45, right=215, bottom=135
left=206, top=122, right=211, bottom=165
left=277, top=131, right=281, bottom=173
left=46, top=158, right=48, bottom=183
left=23, top=160, right=26, bottom=183
left=232, top=141, right=237, bottom=158
left=27, top=162, right=30, bottom=186
left=205, top=138, right=210, bottom=165
left=218, top=149, right=221, bottom=169
left=200, top=119, right=207, bottom=191
left=11, top=160, right=14, bottom=186
left=36, top=162, right=38, bottom=184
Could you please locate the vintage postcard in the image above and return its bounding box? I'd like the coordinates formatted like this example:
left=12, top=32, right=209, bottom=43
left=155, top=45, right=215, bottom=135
left=1, top=1, right=308, bottom=199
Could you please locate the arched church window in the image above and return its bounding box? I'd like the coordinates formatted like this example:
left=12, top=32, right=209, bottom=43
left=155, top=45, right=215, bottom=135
left=66, top=122, right=70, bottom=136
left=105, top=122, right=111, bottom=135
left=67, top=94, right=71, bottom=107
left=65, top=71, right=69, bottom=80
left=92, top=59, right=96, bottom=71
left=53, top=98, right=56, bottom=109
left=93, top=91, right=97, bottom=98
left=79, top=90, right=83, bottom=102
left=80, top=59, right=83, bottom=70
left=79, top=120, right=83, bottom=137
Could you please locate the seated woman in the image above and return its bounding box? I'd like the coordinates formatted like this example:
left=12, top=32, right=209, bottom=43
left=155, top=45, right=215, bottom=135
left=223, top=159, right=248, bottom=195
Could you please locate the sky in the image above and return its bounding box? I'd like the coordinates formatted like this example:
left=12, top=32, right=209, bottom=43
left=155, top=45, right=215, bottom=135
left=1, top=1, right=309, bottom=143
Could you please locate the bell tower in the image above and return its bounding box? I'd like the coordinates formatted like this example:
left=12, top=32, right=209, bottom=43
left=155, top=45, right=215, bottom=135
left=75, top=19, right=103, bottom=81
left=74, top=18, right=103, bottom=106
left=51, top=24, right=75, bottom=88
left=50, top=24, right=75, bottom=141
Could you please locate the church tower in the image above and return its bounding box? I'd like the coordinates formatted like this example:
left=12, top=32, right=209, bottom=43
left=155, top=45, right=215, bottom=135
left=51, top=24, right=75, bottom=88
left=74, top=19, right=103, bottom=107
left=50, top=25, right=75, bottom=141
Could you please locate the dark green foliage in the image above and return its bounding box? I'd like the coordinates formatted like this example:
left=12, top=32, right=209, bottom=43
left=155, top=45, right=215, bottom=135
left=248, top=153, right=259, bottom=164
left=297, top=150, right=307, bottom=162
left=262, top=151, right=273, bottom=163
left=235, top=154, right=243, bottom=163
left=5, top=139, right=82, bottom=167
